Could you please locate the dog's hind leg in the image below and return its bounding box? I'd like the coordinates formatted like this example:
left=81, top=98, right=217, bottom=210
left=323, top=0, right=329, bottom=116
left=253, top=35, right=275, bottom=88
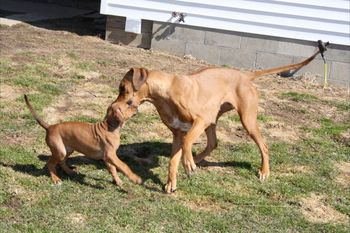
left=46, top=136, right=68, bottom=184
left=194, top=124, right=217, bottom=164
left=47, top=150, right=66, bottom=185
left=237, top=93, right=269, bottom=180
left=59, top=147, right=76, bottom=175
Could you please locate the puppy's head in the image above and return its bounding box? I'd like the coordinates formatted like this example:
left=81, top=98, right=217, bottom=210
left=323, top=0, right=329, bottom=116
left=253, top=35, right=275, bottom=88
left=114, top=68, right=149, bottom=122
left=105, top=103, right=124, bottom=130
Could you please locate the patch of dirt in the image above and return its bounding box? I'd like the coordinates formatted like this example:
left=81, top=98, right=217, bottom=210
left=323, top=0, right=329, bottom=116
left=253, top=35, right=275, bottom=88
left=67, top=213, right=86, bottom=225
left=300, top=193, right=349, bottom=224
left=137, top=102, right=157, bottom=114
left=0, top=84, right=24, bottom=101
left=43, top=82, right=115, bottom=123
left=278, top=165, right=311, bottom=177
left=263, top=121, right=299, bottom=142
left=6, top=196, right=22, bottom=209
left=334, top=162, right=350, bottom=188
left=180, top=198, right=229, bottom=213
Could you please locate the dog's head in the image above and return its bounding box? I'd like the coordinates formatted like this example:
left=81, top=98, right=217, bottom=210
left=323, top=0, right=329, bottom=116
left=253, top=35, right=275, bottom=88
left=105, top=103, right=125, bottom=130
left=114, top=67, right=149, bottom=122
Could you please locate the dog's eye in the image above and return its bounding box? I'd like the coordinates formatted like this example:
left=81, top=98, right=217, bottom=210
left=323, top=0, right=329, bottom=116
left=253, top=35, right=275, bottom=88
left=127, top=99, right=133, bottom=106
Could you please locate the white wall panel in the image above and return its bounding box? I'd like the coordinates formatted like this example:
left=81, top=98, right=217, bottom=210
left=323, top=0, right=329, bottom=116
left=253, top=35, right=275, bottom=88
left=100, top=0, right=350, bottom=45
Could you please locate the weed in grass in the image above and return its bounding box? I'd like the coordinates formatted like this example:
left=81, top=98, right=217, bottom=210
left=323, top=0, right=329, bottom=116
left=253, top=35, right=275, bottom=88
left=72, top=73, right=86, bottom=80
left=325, top=99, right=350, bottom=112
left=76, top=62, right=94, bottom=71
left=228, top=114, right=240, bottom=122
left=303, top=117, right=350, bottom=146
left=228, top=114, right=273, bottom=123
left=67, top=115, right=99, bottom=123
left=66, top=52, right=77, bottom=60
left=280, top=91, right=318, bottom=102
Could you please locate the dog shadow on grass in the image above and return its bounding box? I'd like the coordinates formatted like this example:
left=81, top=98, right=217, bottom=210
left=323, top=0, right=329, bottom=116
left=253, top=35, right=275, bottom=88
left=1, top=141, right=253, bottom=192
left=117, top=141, right=253, bottom=191
left=117, top=141, right=172, bottom=192
left=0, top=158, right=106, bottom=190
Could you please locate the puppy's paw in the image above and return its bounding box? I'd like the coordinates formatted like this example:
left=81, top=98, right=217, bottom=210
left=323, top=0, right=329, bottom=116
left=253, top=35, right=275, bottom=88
left=52, top=179, right=62, bottom=186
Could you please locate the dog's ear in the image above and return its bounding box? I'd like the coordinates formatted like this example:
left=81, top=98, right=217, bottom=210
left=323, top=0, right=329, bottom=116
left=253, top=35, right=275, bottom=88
left=130, top=68, right=148, bottom=91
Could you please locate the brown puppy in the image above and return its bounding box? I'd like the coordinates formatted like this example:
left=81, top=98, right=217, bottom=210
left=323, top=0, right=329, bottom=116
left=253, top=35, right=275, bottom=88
left=24, top=94, right=142, bottom=187
left=112, top=49, right=322, bottom=193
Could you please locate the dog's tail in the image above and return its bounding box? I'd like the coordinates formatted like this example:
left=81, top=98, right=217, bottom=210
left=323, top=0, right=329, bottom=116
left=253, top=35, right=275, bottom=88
left=24, top=94, right=49, bottom=130
left=250, top=50, right=320, bottom=79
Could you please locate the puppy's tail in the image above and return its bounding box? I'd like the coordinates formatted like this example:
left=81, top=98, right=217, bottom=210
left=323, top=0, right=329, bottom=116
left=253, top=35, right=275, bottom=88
left=250, top=50, right=320, bottom=80
left=24, top=94, right=49, bottom=130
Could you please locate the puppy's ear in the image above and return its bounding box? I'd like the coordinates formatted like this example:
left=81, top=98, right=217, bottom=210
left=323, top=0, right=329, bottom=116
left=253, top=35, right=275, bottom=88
left=130, top=68, right=148, bottom=91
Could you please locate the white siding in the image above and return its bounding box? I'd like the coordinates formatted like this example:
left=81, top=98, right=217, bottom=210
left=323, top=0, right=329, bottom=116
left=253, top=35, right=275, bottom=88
left=100, top=0, right=350, bottom=46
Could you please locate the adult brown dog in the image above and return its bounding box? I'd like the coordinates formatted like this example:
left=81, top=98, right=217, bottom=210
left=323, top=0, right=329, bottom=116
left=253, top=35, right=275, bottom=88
left=112, top=49, right=322, bottom=193
left=24, top=94, right=142, bottom=188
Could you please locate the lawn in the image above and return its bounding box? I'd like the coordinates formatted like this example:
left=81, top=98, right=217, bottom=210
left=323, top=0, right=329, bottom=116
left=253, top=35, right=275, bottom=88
left=0, top=23, right=349, bottom=232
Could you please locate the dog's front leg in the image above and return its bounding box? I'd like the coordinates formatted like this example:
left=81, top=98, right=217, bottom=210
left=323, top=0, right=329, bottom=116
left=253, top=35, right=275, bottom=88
left=165, top=131, right=184, bottom=193
left=182, top=118, right=206, bottom=176
left=105, top=161, right=123, bottom=187
left=103, top=149, right=142, bottom=185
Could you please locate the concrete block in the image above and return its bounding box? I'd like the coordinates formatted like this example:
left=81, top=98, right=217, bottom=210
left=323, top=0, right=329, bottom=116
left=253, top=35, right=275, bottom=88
left=293, top=57, right=326, bottom=77
left=105, top=29, right=152, bottom=49
left=325, top=46, right=350, bottom=63
left=255, top=52, right=294, bottom=70
left=172, top=25, right=205, bottom=43
left=219, top=46, right=256, bottom=69
left=278, top=41, right=316, bottom=57
left=185, top=43, right=219, bottom=64
left=240, top=36, right=279, bottom=53
left=152, top=22, right=177, bottom=41
left=204, top=30, right=241, bottom=48
left=140, top=20, right=153, bottom=33
left=106, top=16, right=126, bottom=30
left=330, top=61, right=350, bottom=84
left=152, top=22, right=205, bottom=43
left=151, top=39, right=186, bottom=57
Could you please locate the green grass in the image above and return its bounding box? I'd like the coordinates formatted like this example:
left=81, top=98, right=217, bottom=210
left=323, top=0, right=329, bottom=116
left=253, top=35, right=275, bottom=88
left=67, top=116, right=100, bottom=123
left=281, top=91, right=350, bottom=112
left=1, top=137, right=349, bottom=232
left=280, top=92, right=319, bottom=102
left=228, top=114, right=273, bottom=123
left=324, top=99, right=350, bottom=112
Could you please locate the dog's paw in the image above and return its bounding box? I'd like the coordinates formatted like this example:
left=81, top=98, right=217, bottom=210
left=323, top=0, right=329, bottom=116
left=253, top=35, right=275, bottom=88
left=164, top=182, right=176, bottom=194
left=52, top=179, right=62, bottom=186
left=132, top=175, right=143, bottom=185
left=259, top=169, right=270, bottom=181
left=183, top=158, right=197, bottom=177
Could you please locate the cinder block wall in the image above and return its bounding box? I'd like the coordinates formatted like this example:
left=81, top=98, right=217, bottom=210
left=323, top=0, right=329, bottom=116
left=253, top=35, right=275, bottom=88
left=106, top=16, right=350, bottom=86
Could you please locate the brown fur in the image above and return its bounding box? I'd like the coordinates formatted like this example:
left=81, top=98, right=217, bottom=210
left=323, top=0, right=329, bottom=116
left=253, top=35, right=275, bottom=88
left=24, top=95, right=142, bottom=187
left=114, top=50, right=321, bottom=193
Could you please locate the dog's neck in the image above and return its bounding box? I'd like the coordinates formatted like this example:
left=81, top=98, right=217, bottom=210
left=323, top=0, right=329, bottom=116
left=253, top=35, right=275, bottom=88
left=146, top=71, right=173, bottom=100
left=101, top=120, right=122, bottom=133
